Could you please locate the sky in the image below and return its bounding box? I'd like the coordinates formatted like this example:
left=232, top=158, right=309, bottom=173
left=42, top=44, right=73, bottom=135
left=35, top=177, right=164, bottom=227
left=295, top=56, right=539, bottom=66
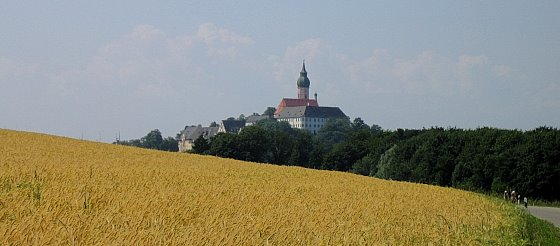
left=1, top=1, right=559, bottom=142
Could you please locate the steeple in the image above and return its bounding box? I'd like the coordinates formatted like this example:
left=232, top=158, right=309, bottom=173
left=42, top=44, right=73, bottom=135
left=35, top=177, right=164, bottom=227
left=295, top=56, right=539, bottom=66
left=301, top=60, right=307, bottom=74
left=297, top=60, right=310, bottom=88
left=297, top=60, right=311, bottom=99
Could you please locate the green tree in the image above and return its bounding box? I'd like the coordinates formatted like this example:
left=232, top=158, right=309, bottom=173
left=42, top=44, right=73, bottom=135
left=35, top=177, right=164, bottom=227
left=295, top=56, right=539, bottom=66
left=161, top=136, right=178, bottom=152
left=351, top=117, right=369, bottom=131
left=237, top=125, right=270, bottom=163
left=375, top=145, right=398, bottom=179
left=192, top=135, right=210, bottom=154
left=209, top=133, right=239, bottom=159
left=289, top=130, right=313, bottom=166
left=141, top=129, right=164, bottom=150
left=370, top=124, right=382, bottom=134
left=263, top=107, right=276, bottom=117
left=316, top=118, right=352, bottom=151
left=351, top=153, right=378, bottom=176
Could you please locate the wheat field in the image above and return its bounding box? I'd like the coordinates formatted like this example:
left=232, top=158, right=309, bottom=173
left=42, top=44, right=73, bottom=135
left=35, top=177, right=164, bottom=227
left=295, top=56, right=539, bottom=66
left=0, top=129, right=526, bottom=244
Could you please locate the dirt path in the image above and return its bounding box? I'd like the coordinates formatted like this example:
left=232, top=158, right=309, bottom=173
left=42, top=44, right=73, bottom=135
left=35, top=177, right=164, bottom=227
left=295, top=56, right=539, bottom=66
left=527, top=206, right=560, bottom=227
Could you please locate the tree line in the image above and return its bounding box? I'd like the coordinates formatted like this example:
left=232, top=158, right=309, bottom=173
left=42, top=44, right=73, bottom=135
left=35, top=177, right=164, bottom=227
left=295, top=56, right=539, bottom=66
left=116, top=129, right=178, bottom=152
left=117, top=119, right=559, bottom=201
left=192, top=118, right=559, bottom=201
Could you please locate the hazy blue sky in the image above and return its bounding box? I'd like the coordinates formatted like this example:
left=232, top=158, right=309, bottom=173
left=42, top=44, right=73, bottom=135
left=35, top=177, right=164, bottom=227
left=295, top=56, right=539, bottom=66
left=1, top=1, right=559, bottom=141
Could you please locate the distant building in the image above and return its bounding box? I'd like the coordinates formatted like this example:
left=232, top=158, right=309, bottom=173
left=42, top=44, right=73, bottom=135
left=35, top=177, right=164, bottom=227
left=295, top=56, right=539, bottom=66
left=218, top=119, right=246, bottom=133
left=274, top=61, right=347, bottom=133
left=178, top=125, right=218, bottom=152
left=276, top=106, right=346, bottom=133
left=178, top=61, right=346, bottom=151
left=245, top=114, right=272, bottom=126
left=274, top=62, right=319, bottom=116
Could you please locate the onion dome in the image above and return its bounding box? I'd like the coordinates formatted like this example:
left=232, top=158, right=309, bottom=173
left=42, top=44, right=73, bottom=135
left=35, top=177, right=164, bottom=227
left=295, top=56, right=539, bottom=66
left=297, top=61, right=310, bottom=88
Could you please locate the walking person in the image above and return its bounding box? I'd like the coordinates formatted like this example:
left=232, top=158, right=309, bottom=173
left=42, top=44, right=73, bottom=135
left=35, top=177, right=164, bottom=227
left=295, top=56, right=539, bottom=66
left=503, top=190, right=508, bottom=200
left=517, top=195, right=521, bottom=205
left=523, top=197, right=528, bottom=208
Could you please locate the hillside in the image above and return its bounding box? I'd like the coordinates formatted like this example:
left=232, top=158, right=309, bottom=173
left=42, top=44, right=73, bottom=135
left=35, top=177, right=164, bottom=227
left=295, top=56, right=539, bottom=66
left=0, top=129, right=558, bottom=244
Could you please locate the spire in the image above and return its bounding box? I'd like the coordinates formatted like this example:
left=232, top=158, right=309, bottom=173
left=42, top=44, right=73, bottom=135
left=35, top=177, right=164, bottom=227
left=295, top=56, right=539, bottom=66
left=297, top=60, right=310, bottom=88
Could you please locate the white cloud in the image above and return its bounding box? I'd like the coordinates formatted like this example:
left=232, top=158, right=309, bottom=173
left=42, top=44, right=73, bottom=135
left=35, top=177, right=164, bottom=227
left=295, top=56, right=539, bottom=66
left=52, top=23, right=254, bottom=97
left=345, top=51, right=514, bottom=96
left=268, top=40, right=517, bottom=102
left=270, top=38, right=332, bottom=82
left=0, top=23, right=258, bottom=140
left=196, top=23, right=254, bottom=59
left=270, top=42, right=511, bottom=97
left=196, top=23, right=253, bottom=45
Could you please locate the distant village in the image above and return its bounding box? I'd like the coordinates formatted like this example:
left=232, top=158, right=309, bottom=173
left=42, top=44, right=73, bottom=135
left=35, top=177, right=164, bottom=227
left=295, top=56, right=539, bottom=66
left=178, top=62, right=347, bottom=152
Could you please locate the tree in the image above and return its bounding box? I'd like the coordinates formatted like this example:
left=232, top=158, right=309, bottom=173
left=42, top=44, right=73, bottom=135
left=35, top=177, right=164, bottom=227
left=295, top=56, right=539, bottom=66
left=351, top=154, right=378, bottom=176
left=308, top=140, right=326, bottom=169
left=316, top=118, right=352, bottom=151
left=263, top=107, right=276, bottom=117
left=209, top=133, right=239, bottom=159
left=210, top=121, right=219, bottom=127
left=141, top=129, right=164, bottom=150
left=351, top=117, right=369, bottom=131
left=268, top=131, right=294, bottom=164
left=236, top=126, right=271, bottom=163
left=192, top=135, right=210, bottom=154
left=371, top=124, right=382, bottom=134
left=375, top=145, right=398, bottom=179
left=257, top=119, right=294, bottom=135
left=323, top=141, right=367, bottom=171
left=288, top=130, right=313, bottom=166
left=161, top=137, right=178, bottom=152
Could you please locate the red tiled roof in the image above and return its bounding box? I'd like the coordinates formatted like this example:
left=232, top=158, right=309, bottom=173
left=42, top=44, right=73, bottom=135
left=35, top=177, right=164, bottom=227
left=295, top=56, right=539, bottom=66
left=274, top=98, right=319, bottom=115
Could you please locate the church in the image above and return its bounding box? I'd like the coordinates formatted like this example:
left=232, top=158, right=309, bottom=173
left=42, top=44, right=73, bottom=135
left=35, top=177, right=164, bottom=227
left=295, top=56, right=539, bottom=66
left=274, top=62, right=347, bottom=133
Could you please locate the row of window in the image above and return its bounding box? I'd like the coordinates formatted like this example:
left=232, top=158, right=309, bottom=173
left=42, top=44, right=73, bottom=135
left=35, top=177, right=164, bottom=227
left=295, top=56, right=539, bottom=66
left=295, top=118, right=325, bottom=122
left=278, top=118, right=326, bottom=122
left=278, top=118, right=326, bottom=128
left=293, top=123, right=323, bottom=128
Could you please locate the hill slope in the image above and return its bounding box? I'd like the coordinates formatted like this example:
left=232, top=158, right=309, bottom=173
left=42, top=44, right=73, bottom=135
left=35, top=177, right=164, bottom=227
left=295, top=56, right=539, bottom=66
left=0, top=129, right=557, bottom=244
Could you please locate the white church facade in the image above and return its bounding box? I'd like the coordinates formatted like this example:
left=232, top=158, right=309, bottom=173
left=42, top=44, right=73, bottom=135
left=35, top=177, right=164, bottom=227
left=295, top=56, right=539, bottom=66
left=274, top=62, right=347, bottom=133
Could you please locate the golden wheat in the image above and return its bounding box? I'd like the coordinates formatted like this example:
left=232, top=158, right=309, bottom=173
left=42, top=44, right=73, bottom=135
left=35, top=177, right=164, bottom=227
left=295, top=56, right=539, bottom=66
left=0, top=129, right=525, bottom=245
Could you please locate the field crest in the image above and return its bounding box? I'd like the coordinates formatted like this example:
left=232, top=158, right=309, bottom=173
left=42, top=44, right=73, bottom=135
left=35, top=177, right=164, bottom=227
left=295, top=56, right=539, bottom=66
left=0, top=129, right=532, bottom=244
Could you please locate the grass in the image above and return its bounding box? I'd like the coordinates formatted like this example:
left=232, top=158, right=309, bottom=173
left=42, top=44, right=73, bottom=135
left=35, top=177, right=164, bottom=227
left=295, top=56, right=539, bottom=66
left=514, top=207, right=560, bottom=245
left=529, top=199, right=560, bottom=208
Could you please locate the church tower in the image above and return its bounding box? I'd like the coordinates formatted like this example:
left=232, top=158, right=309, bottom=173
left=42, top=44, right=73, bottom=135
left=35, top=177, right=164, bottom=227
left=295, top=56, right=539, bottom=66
left=297, top=61, right=310, bottom=99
